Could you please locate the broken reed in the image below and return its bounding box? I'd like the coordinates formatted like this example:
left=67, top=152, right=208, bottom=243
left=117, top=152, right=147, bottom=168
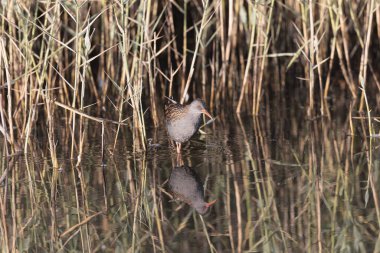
left=0, top=0, right=379, bottom=155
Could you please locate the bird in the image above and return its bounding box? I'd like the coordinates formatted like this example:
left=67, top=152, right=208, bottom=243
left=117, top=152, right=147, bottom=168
left=168, top=164, right=216, bottom=215
left=165, top=99, right=213, bottom=153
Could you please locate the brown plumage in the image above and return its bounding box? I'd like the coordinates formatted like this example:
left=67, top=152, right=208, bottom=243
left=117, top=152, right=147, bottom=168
left=165, top=99, right=213, bottom=153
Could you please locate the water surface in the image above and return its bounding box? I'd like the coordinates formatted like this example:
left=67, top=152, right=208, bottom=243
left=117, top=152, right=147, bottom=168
left=1, top=102, right=380, bottom=253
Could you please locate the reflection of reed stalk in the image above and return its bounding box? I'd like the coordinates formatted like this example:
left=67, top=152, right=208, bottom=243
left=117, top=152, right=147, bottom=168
left=0, top=0, right=379, bottom=252
left=360, top=80, right=380, bottom=226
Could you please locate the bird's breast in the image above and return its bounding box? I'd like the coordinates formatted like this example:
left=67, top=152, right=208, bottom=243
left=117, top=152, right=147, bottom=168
left=166, top=115, right=200, bottom=143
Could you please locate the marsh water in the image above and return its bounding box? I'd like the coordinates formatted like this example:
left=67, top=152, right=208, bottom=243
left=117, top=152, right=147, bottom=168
left=1, top=97, right=380, bottom=253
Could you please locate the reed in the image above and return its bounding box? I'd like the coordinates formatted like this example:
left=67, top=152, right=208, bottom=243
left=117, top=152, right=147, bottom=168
left=0, top=0, right=380, bottom=252
left=0, top=0, right=379, bottom=151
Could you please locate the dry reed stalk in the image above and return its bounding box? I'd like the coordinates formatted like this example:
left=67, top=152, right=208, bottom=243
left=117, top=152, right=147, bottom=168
left=181, top=0, right=214, bottom=104
left=359, top=0, right=376, bottom=111
left=254, top=0, right=274, bottom=115
left=338, top=0, right=357, bottom=97
left=0, top=36, right=14, bottom=147
left=314, top=3, right=327, bottom=116
left=0, top=95, right=10, bottom=146
left=181, top=0, right=188, bottom=98
left=236, top=1, right=256, bottom=113
left=323, top=0, right=339, bottom=98
left=60, top=211, right=103, bottom=238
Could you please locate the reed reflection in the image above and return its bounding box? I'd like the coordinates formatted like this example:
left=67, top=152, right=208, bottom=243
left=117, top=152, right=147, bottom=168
left=168, top=154, right=216, bottom=215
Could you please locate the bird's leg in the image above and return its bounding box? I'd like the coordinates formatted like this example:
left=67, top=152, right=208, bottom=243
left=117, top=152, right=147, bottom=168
left=176, top=142, right=181, bottom=153
left=176, top=152, right=184, bottom=166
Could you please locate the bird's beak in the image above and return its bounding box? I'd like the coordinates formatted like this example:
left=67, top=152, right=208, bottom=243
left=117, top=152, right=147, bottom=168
left=201, top=109, right=213, bottom=119
left=205, top=199, right=217, bottom=208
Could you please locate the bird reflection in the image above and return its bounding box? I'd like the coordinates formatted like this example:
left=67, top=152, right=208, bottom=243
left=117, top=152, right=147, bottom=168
left=168, top=154, right=216, bottom=215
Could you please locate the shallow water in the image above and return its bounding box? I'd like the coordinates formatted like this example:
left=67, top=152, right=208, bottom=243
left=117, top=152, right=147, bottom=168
left=1, top=103, right=380, bottom=253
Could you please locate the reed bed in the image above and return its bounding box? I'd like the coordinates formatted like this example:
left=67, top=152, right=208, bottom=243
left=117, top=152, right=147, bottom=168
left=0, top=1, right=379, bottom=150
left=0, top=0, right=380, bottom=252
